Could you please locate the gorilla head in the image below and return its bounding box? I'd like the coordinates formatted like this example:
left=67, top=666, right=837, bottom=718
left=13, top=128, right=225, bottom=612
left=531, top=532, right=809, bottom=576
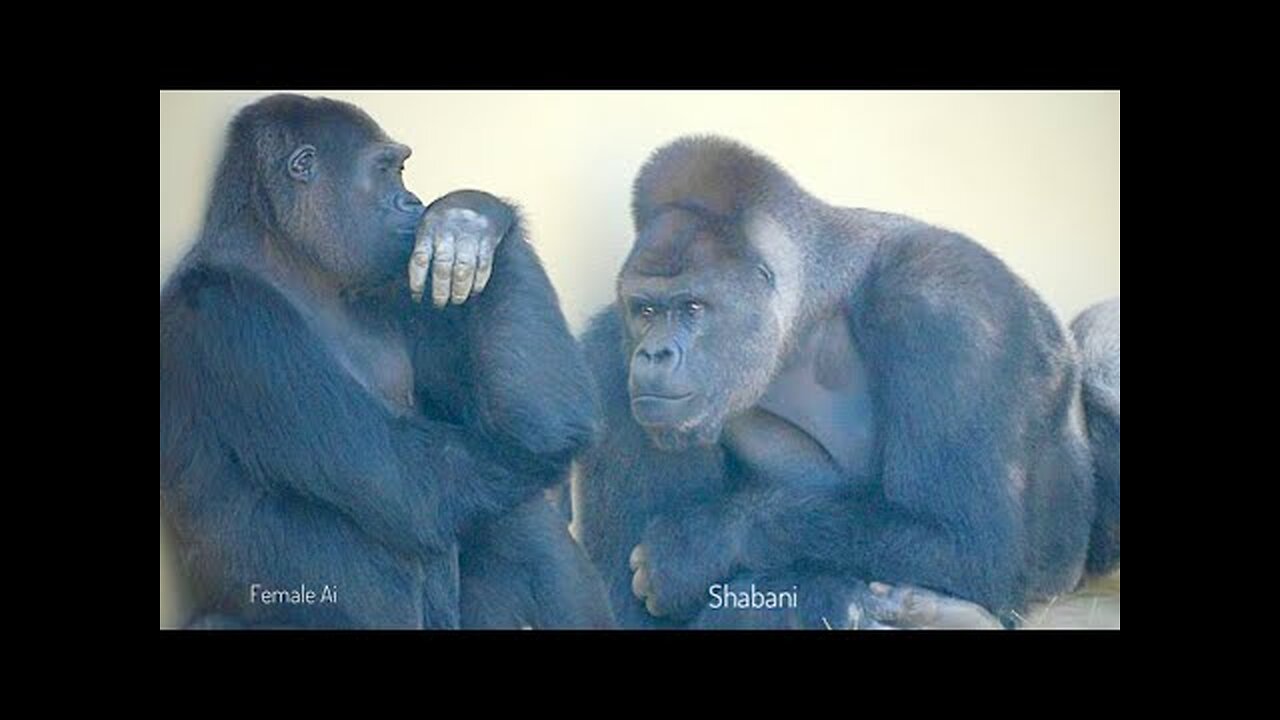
left=207, top=94, right=426, bottom=288
left=619, top=137, right=816, bottom=450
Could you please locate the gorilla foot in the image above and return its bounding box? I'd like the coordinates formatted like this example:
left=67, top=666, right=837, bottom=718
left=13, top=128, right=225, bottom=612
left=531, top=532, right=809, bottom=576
left=847, top=582, right=1005, bottom=630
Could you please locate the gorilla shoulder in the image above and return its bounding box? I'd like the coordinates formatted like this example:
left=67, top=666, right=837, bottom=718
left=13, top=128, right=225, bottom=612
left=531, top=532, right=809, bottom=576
left=866, top=226, right=1024, bottom=318
left=160, top=263, right=307, bottom=372
left=861, top=225, right=1075, bottom=375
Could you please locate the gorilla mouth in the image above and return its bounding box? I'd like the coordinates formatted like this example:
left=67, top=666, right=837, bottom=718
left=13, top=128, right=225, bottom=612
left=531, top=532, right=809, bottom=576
left=630, top=392, right=698, bottom=428
left=632, top=392, right=695, bottom=402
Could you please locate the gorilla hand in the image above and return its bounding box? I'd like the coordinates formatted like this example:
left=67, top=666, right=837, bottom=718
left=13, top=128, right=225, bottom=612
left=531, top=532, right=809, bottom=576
left=410, top=191, right=512, bottom=307
left=629, top=507, right=743, bottom=620
left=848, top=581, right=1005, bottom=629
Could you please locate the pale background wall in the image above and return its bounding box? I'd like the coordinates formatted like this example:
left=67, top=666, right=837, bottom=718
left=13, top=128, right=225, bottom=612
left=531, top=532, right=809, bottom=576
left=159, top=91, right=1120, bottom=628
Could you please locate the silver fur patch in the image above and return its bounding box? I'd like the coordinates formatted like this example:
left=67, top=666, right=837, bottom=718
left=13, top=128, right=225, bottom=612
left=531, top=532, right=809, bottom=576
left=744, top=211, right=803, bottom=347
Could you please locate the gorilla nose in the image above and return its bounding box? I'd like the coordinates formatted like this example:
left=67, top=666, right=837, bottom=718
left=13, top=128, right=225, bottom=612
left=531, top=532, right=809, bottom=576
left=636, top=344, right=678, bottom=367
left=395, top=192, right=425, bottom=215
left=632, top=344, right=681, bottom=389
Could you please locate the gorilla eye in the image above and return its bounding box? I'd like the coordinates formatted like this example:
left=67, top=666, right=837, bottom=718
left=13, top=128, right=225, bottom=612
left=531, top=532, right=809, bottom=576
left=757, top=264, right=776, bottom=288
left=638, top=304, right=656, bottom=319
left=683, top=300, right=704, bottom=315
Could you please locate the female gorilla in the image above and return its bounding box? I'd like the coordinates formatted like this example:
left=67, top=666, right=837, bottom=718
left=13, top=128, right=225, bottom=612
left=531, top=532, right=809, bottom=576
left=159, top=95, right=613, bottom=628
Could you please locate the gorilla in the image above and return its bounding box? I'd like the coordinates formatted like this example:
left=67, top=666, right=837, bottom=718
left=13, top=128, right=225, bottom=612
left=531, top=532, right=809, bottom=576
left=1071, top=298, right=1120, bottom=576
left=159, top=95, right=614, bottom=629
left=574, top=136, right=1121, bottom=629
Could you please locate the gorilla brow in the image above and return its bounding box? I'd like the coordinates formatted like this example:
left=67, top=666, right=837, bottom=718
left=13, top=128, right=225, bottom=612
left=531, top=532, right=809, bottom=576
left=627, top=205, right=744, bottom=278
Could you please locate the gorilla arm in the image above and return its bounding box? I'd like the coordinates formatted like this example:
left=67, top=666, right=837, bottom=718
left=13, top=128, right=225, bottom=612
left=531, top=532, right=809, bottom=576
left=160, top=268, right=555, bottom=560
left=408, top=195, right=599, bottom=474
left=631, top=408, right=1003, bottom=628
left=626, top=407, right=856, bottom=619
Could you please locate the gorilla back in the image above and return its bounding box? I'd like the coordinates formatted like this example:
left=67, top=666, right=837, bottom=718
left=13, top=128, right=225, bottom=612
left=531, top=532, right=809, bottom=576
left=575, top=136, right=1115, bottom=628
left=160, top=95, right=612, bottom=628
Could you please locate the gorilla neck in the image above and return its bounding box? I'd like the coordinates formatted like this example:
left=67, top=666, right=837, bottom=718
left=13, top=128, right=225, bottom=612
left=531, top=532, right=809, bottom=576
left=252, top=231, right=351, bottom=309
left=197, top=214, right=344, bottom=302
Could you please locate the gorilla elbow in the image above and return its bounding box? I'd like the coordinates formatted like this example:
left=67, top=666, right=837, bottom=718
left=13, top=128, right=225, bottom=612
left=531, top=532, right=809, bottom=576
left=549, top=405, right=603, bottom=457
left=486, top=392, right=602, bottom=463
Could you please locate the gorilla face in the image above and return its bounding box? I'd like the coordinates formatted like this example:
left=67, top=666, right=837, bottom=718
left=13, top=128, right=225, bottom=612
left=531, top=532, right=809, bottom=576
left=620, top=207, right=785, bottom=450
left=279, top=118, right=426, bottom=288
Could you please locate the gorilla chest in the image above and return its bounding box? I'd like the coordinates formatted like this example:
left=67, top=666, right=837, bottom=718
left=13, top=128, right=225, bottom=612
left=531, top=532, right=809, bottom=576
left=319, top=316, right=417, bottom=415
left=754, top=311, right=876, bottom=480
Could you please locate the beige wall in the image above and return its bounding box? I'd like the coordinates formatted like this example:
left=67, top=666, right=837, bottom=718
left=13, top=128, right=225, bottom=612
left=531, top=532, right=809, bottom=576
left=159, top=91, right=1120, bottom=627
left=160, top=91, right=1119, bottom=329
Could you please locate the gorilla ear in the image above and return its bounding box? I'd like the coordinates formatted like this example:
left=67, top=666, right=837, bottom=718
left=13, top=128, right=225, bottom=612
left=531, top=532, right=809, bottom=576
left=287, top=145, right=317, bottom=183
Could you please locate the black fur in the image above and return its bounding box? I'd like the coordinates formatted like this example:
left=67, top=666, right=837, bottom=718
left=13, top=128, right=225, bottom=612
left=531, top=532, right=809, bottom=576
left=1071, top=298, right=1120, bottom=575
left=160, top=94, right=613, bottom=628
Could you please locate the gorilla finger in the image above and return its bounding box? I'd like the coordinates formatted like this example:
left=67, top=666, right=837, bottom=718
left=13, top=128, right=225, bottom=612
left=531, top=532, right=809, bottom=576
left=893, top=588, right=941, bottom=626
left=865, top=584, right=998, bottom=628
left=450, top=234, right=479, bottom=305
left=473, top=237, right=494, bottom=294
left=409, top=244, right=432, bottom=303
left=629, top=545, right=646, bottom=571
left=409, top=221, right=436, bottom=302
left=645, top=596, right=665, bottom=618
left=431, top=231, right=456, bottom=308
left=880, top=585, right=1005, bottom=628
left=846, top=602, right=898, bottom=630
left=860, top=584, right=924, bottom=624
left=631, top=566, right=650, bottom=601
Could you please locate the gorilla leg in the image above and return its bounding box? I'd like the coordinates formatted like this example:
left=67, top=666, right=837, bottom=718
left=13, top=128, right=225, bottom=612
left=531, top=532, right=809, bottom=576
left=172, top=481, right=457, bottom=629
left=408, top=225, right=611, bottom=629
left=460, top=497, right=615, bottom=629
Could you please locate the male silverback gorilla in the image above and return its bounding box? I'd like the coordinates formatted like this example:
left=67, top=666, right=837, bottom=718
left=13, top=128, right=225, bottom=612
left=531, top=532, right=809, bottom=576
left=159, top=95, right=613, bottom=628
left=575, top=136, right=1121, bottom=629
